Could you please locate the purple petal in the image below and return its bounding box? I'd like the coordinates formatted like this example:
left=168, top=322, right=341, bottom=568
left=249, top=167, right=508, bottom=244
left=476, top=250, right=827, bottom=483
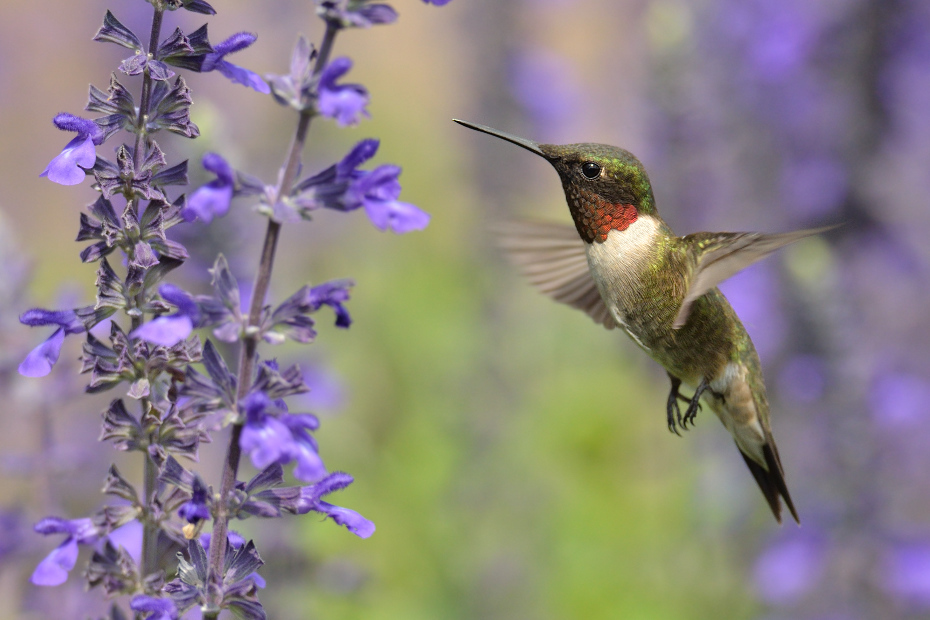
left=291, top=442, right=327, bottom=482
left=130, top=594, right=179, bottom=620
left=215, top=60, right=270, bottom=94
left=131, top=315, right=194, bottom=346
left=240, top=415, right=293, bottom=470
left=183, top=181, right=234, bottom=223
left=319, top=85, right=370, bottom=127
left=212, top=32, right=257, bottom=57
left=315, top=501, right=375, bottom=538
left=364, top=199, right=430, bottom=234
left=41, top=135, right=97, bottom=185
left=31, top=538, right=79, bottom=586
left=337, top=139, right=380, bottom=176
left=201, top=152, right=234, bottom=183
left=158, top=283, right=199, bottom=318
left=19, top=327, right=66, bottom=377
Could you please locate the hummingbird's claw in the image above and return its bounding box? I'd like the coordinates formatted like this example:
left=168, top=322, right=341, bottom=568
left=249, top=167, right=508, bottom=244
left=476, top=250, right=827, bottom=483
left=681, top=378, right=709, bottom=428
left=666, top=374, right=684, bottom=436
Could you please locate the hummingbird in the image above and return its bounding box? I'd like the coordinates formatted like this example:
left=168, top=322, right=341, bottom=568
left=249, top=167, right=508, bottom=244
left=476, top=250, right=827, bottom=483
left=455, top=119, right=834, bottom=524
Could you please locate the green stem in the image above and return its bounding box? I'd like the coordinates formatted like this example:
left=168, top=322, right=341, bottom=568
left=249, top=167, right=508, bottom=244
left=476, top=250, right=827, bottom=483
left=202, top=21, right=341, bottom=617
left=137, top=4, right=164, bottom=586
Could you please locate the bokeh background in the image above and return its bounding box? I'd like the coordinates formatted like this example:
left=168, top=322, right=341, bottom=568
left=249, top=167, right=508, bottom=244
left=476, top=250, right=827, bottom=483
left=2, top=0, right=930, bottom=618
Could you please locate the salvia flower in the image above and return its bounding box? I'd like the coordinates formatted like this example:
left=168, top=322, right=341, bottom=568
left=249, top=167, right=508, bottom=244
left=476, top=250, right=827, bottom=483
left=200, top=32, right=270, bottom=93
left=239, top=391, right=327, bottom=482
left=178, top=476, right=211, bottom=525
left=41, top=113, right=107, bottom=186
left=18, top=308, right=85, bottom=377
left=31, top=517, right=100, bottom=586
left=318, top=57, right=370, bottom=126
left=352, top=163, right=431, bottom=233
left=423, top=0, right=453, bottom=4
left=130, top=595, right=179, bottom=620
left=291, top=139, right=429, bottom=232
left=317, top=1, right=399, bottom=28
left=294, top=472, right=375, bottom=538
left=132, top=283, right=201, bottom=347
left=183, top=153, right=236, bottom=223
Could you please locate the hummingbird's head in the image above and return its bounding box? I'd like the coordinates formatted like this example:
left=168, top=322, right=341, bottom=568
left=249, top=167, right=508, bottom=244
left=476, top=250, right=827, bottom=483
left=454, top=120, right=657, bottom=243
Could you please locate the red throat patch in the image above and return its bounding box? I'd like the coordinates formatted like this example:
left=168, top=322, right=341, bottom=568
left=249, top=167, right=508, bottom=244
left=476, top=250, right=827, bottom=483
left=583, top=198, right=638, bottom=242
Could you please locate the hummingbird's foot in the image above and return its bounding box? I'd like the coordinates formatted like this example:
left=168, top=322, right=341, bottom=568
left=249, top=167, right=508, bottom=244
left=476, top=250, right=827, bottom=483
left=666, top=374, right=684, bottom=436
left=681, top=378, right=709, bottom=429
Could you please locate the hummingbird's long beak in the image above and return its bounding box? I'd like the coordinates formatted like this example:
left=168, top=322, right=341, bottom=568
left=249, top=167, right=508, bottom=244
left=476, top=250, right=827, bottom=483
left=453, top=119, right=547, bottom=158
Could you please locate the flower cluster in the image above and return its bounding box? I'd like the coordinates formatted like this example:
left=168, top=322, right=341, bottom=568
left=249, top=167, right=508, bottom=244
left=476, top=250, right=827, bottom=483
left=20, top=0, right=450, bottom=617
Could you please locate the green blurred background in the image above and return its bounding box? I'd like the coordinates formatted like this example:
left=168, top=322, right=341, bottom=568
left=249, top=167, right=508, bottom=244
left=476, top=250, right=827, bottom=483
left=2, top=1, right=917, bottom=619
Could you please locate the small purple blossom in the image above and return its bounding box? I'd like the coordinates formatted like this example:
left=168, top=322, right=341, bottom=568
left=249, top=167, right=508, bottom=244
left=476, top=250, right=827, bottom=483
left=131, top=284, right=201, bottom=346
left=294, top=140, right=430, bottom=233
left=178, top=477, right=211, bottom=524
left=201, top=32, right=270, bottom=93
left=318, top=57, right=370, bottom=126
left=239, top=392, right=327, bottom=482
left=31, top=517, right=100, bottom=586
left=18, top=308, right=85, bottom=377
left=182, top=153, right=235, bottom=223
left=306, top=281, right=353, bottom=328
left=41, top=113, right=106, bottom=186
left=318, top=1, right=398, bottom=28
left=295, top=472, right=375, bottom=538
left=353, top=164, right=431, bottom=233
left=130, top=594, right=179, bottom=620
left=423, top=0, right=453, bottom=5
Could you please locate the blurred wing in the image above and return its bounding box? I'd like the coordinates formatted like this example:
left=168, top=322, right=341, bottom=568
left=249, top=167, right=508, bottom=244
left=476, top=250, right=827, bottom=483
left=496, top=220, right=616, bottom=329
left=673, top=225, right=837, bottom=329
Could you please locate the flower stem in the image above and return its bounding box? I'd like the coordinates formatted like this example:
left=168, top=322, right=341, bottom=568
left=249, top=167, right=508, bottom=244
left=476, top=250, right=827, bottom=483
left=202, top=21, right=341, bottom=616
left=138, top=3, right=164, bottom=586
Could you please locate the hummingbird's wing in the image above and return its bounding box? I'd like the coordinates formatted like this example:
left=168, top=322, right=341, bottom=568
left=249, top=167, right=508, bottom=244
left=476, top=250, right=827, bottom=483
left=495, top=220, right=616, bottom=329
left=673, top=225, right=836, bottom=329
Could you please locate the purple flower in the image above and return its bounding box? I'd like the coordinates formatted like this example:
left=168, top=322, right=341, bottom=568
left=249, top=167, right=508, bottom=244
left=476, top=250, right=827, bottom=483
left=882, top=544, right=930, bottom=607
left=182, top=153, right=235, bottom=223
left=200, top=32, right=270, bottom=93
left=239, top=392, right=327, bottom=482
left=18, top=308, right=85, bottom=377
left=423, top=0, right=453, bottom=4
left=131, top=284, right=200, bottom=346
left=353, top=165, right=431, bottom=233
left=306, top=281, right=353, bottom=328
left=40, top=113, right=105, bottom=186
left=31, top=517, right=100, bottom=586
left=294, top=140, right=430, bottom=233
left=317, top=2, right=398, bottom=28
left=753, top=534, right=825, bottom=604
left=295, top=472, right=375, bottom=538
left=318, top=57, right=370, bottom=126
left=130, top=595, right=178, bottom=620
left=178, top=477, right=210, bottom=524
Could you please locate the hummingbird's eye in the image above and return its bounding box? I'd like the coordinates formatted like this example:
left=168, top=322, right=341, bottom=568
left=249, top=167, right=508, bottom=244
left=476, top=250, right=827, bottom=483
left=581, top=162, right=601, bottom=179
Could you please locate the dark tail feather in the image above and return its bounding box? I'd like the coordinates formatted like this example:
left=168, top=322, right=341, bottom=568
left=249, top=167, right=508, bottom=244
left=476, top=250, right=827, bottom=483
left=738, top=443, right=800, bottom=524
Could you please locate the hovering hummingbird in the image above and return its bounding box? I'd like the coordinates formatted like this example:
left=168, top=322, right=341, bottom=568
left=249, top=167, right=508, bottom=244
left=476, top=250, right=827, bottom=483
left=455, top=119, right=834, bottom=524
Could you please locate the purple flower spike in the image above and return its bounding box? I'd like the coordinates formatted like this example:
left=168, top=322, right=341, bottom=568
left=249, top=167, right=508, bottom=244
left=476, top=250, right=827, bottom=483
left=132, top=284, right=200, bottom=346
left=318, top=57, right=370, bottom=126
left=295, top=473, right=375, bottom=538
left=130, top=595, right=179, bottom=620
left=201, top=32, right=270, bottom=93
left=31, top=517, right=100, bottom=586
left=41, top=113, right=105, bottom=186
left=354, top=165, right=430, bottom=233
left=183, top=152, right=236, bottom=223
left=18, top=308, right=85, bottom=377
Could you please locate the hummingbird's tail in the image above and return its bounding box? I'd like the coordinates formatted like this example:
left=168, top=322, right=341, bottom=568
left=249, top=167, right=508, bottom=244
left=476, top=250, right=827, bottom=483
left=737, top=441, right=799, bottom=524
